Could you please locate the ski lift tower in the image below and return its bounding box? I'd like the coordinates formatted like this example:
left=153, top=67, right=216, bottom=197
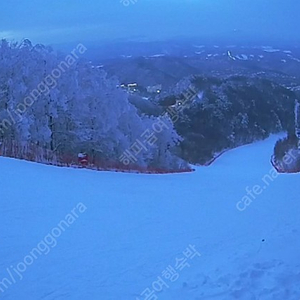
left=295, top=100, right=300, bottom=149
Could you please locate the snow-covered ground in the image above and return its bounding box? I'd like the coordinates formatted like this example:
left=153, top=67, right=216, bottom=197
left=0, top=135, right=300, bottom=300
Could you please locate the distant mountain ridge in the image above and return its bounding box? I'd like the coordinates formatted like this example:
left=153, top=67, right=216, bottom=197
left=99, top=44, right=300, bottom=90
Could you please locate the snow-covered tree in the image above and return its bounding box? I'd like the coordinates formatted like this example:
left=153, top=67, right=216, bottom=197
left=0, top=39, right=188, bottom=172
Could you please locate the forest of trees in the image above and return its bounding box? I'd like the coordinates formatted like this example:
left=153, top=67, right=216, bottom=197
left=158, top=75, right=297, bottom=164
left=1, top=40, right=299, bottom=172
left=272, top=100, right=300, bottom=172
left=0, top=40, right=189, bottom=172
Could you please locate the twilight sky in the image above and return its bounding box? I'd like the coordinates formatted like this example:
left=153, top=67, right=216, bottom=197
left=0, top=0, right=299, bottom=45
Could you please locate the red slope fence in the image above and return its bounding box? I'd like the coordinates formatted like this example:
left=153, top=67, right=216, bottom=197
left=0, top=140, right=193, bottom=174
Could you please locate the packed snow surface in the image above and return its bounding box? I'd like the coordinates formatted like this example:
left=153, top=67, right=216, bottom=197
left=0, top=135, right=299, bottom=299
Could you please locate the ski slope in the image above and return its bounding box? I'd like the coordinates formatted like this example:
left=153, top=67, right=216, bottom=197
left=0, top=135, right=300, bottom=300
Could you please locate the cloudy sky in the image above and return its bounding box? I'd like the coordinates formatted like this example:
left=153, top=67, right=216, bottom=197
left=0, top=0, right=298, bottom=45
